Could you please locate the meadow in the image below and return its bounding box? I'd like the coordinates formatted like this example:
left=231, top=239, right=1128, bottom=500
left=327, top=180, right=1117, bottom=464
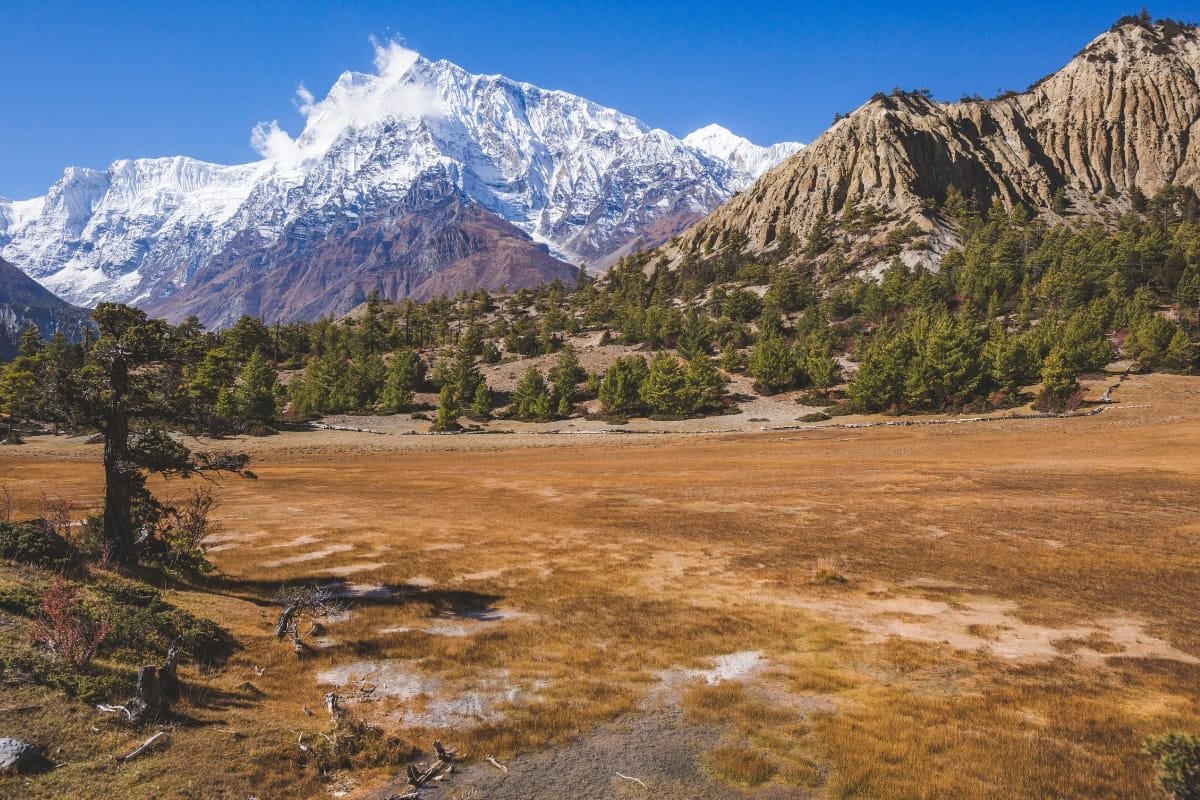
left=1, top=373, right=1198, bottom=799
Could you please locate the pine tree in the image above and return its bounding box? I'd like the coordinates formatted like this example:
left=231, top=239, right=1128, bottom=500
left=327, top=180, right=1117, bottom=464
left=469, top=380, right=492, bottom=419
left=719, top=344, right=746, bottom=373
left=379, top=348, right=424, bottom=412
left=848, top=330, right=907, bottom=411
left=1036, top=347, right=1080, bottom=411
left=234, top=350, right=278, bottom=426
left=983, top=322, right=1022, bottom=397
left=433, top=384, right=461, bottom=431
left=1166, top=328, right=1196, bottom=372
left=555, top=391, right=573, bottom=419
left=684, top=354, right=726, bottom=413
left=188, top=347, right=237, bottom=408
left=17, top=325, right=42, bottom=358
left=511, top=366, right=552, bottom=420
left=358, top=290, right=388, bottom=355
left=49, top=304, right=251, bottom=563
left=549, top=346, right=583, bottom=413
left=803, top=331, right=839, bottom=396
left=639, top=353, right=689, bottom=417
left=748, top=334, right=797, bottom=394
left=599, top=356, right=648, bottom=416
left=0, top=358, right=38, bottom=442
left=346, top=353, right=387, bottom=409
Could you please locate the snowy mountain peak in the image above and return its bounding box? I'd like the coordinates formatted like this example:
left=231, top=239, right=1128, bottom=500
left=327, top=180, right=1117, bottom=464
left=2, top=40, right=802, bottom=325
left=684, top=124, right=804, bottom=186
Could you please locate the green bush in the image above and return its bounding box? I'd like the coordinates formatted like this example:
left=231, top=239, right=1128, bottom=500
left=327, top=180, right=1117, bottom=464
left=0, top=521, right=74, bottom=569
left=0, top=584, right=39, bottom=615
left=96, top=579, right=236, bottom=666
left=0, top=650, right=130, bottom=705
left=1146, top=733, right=1200, bottom=800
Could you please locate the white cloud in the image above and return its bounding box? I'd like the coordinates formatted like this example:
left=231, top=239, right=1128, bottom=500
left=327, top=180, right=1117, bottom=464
left=251, top=38, right=443, bottom=169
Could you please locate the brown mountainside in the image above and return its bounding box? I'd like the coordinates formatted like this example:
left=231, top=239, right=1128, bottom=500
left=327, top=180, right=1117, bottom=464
left=148, top=190, right=576, bottom=327
left=669, top=18, right=1200, bottom=270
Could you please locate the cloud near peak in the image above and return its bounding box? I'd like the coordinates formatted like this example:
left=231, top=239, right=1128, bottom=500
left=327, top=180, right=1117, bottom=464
left=251, top=38, right=443, bottom=167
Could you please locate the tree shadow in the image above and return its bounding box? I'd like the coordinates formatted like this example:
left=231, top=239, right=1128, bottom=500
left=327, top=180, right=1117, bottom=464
left=204, top=574, right=501, bottom=614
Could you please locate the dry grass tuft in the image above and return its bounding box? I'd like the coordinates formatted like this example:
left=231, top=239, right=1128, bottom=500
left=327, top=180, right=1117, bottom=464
left=704, top=744, right=778, bottom=786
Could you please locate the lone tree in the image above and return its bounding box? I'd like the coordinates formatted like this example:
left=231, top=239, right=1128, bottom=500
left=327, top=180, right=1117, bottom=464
left=48, top=304, right=253, bottom=564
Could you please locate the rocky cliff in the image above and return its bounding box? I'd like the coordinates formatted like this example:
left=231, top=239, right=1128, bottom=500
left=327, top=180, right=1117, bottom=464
left=671, top=18, right=1200, bottom=271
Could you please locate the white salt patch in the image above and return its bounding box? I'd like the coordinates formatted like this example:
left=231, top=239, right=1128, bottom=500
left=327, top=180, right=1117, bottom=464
left=269, top=534, right=321, bottom=549
left=408, top=575, right=437, bottom=588
left=338, top=583, right=394, bottom=600
left=458, top=569, right=505, bottom=582
left=317, top=661, right=431, bottom=700
left=316, top=661, right=543, bottom=728
left=706, top=651, right=764, bottom=682
left=661, top=651, right=765, bottom=686
left=262, top=544, right=353, bottom=568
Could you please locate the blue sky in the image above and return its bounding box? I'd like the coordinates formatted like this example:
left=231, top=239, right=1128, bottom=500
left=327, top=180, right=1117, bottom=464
left=2, top=1, right=1196, bottom=198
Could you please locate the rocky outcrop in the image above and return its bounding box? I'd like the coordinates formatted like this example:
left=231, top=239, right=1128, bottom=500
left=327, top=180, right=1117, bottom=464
left=671, top=19, right=1200, bottom=269
left=0, top=738, right=47, bottom=774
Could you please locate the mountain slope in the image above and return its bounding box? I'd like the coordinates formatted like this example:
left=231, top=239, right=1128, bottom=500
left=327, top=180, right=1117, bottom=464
left=0, top=257, right=92, bottom=360
left=0, top=43, right=799, bottom=326
left=670, top=17, right=1200, bottom=271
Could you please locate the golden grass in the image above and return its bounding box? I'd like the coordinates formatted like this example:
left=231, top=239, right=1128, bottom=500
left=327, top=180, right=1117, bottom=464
left=0, top=373, right=1198, bottom=798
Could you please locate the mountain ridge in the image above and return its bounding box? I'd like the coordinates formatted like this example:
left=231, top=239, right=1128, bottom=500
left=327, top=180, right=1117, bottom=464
left=665, top=17, right=1200, bottom=274
left=0, top=44, right=800, bottom=327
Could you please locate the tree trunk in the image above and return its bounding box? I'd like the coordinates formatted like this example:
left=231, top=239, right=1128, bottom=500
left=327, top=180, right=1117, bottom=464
left=102, top=355, right=136, bottom=564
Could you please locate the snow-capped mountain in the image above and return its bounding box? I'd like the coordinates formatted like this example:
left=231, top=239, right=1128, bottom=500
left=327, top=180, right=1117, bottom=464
left=683, top=125, right=804, bottom=189
left=0, top=43, right=801, bottom=326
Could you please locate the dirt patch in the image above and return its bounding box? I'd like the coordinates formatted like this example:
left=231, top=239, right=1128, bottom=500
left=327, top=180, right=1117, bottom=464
left=366, top=708, right=790, bottom=800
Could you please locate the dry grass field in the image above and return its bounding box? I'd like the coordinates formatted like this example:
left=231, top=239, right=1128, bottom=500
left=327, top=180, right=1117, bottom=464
left=1, top=373, right=1199, bottom=799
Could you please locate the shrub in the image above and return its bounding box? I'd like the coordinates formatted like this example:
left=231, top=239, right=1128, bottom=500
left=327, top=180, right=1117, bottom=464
left=97, top=579, right=235, bottom=666
left=0, top=584, right=39, bottom=615
left=799, top=411, right=832, bottom=423
left=0, top=521, right=75, bottom=569
left=35, top=494, right=74, bottom=541
left=1146, top=733, right=1200, bottom=800
left=812, top=557, right=849, bottom=585
left=300, top=715, right=414, bottom=774
left=32, top=577, right=110, bottom=667
left=157, top=488, right=219, bottom=573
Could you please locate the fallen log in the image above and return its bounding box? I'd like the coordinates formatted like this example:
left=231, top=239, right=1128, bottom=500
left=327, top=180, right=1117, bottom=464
left=616, top=771, right=648, bottom=789
left=406, top=740, right=456, bottom=789
left=120, top=731, right=168, bottom=762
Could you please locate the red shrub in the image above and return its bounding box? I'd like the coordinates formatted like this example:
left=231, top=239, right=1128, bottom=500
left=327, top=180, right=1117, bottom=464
left=32, top=577, right=109, bottom=667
